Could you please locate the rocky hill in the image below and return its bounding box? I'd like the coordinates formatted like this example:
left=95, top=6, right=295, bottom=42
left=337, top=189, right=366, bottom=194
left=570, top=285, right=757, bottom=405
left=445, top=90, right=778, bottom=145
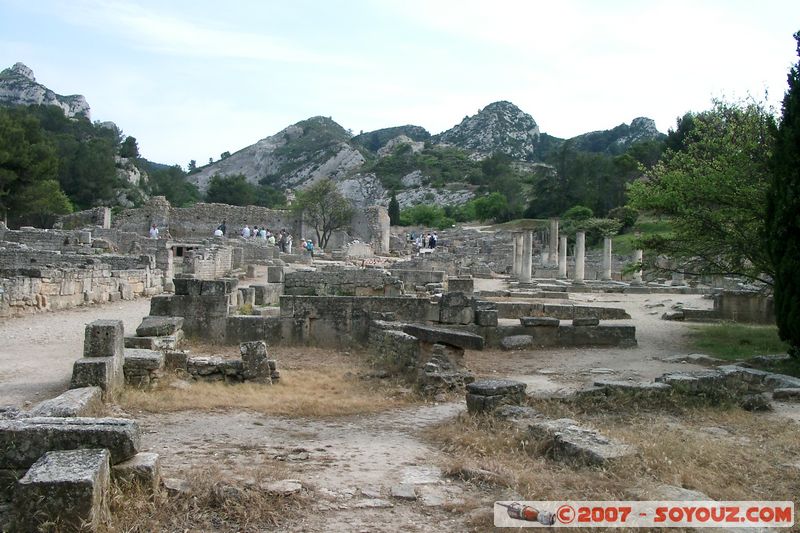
left=566, top=117, right=665, bottom=155
left=188, top=116, right=366, bottom=192
left=433, top=101, right=541, bottom=161
left=0, top=63, right=90, bottom=119
left=353, top=125, right=430, bottom=152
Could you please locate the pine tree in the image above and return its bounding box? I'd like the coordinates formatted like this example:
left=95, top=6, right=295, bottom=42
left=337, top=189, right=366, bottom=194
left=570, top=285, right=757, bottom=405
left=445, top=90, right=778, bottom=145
left=388, top=192, right=400, bottom=226
left=766, top=31, right=800, bottom=357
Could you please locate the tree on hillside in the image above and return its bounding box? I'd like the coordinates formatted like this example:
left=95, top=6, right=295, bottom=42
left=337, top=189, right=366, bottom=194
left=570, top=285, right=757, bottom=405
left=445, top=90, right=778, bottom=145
left=16, top=179, right=73, bottom=227
left=206, top=174, right=256, bottom=206
left=628, top=98, right=775, bottom=283
left=148, top=165, right=200, bottom=207
left=388, top=192, right=400, bottom=226
left=292, top=179, right=354, bottom=249
left=119, top=136, right=139, bottom=158
left=766, top=31, right=800, bottom=356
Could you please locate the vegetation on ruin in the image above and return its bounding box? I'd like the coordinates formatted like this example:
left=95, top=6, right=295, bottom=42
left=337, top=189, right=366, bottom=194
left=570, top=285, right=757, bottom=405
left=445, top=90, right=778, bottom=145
left=628, top=98, right=776, bottom=284
left=427, top=402, right=800, bottom=530
left=766, top=31, right=800, bottom=358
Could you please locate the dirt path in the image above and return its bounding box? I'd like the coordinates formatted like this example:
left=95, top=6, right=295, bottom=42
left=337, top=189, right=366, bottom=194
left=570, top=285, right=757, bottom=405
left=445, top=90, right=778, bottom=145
left=135, top=403, right=481, bottom=532
left=0, top=298, right=151, bottom=406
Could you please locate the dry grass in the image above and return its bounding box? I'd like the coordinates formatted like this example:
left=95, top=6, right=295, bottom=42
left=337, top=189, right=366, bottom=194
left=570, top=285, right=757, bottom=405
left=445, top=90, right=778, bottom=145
left=427, top=402, right=800, bottom=531
left=106, top=463, right=302, bottom=532
left=119, top=368, right=416, bottom=417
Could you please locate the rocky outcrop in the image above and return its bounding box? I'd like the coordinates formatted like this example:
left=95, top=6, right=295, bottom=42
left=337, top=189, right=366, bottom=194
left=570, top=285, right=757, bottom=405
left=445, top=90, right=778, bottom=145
left=377, top=135, right=425, bottom=157
left=353, top=125, right=431, bottom=152
left=0, top=63, right=90, bottom=119
left=434, top=101, right=541, bottom=161
left=567, top=117, right=665, bottom=155
left=187, top=116, right=365, bottom=193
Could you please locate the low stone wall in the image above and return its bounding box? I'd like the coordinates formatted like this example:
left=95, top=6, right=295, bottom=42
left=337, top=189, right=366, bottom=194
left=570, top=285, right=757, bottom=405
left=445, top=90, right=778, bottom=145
left=56, top=207, right=111, bottom=230
left=183, top=246, right=234, bottom=279
left=149, top=279, right=237, bottom=342
left=390, top=270, right=445, bottom=287
left=714, top=291, right=775, bottom=325
left=478, top=323, right=637, bottom=349
left=284, top=269, right=404, bottom=297
left=494, top=301, right=630, bottom=320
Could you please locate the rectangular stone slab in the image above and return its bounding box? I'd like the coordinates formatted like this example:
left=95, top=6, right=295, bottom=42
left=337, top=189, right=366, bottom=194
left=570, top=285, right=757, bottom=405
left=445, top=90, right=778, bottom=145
left=402, top=324, right=484, bottom=350
left=84, top=320, right=124, bottom=359
left=0, top=417, right=140, bottom=469
left=135, top=316, right=184, bottom=337
left=28, top=387, right=103, bottom=418
left=14, top=448, right=110, bottom=532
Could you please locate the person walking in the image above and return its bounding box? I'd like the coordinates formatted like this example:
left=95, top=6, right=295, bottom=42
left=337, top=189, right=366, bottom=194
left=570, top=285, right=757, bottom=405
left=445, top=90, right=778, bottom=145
left=149, top=223, right=159, bottom=239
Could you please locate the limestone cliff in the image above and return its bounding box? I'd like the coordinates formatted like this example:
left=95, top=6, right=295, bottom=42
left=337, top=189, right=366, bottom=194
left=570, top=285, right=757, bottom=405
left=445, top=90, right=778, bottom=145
left=433, top=101, right=541, bottom=161
left=0, top=63, right=91, bottom=119
left=187, top=116, right=366, bottom=193
left=561, top=117, right=666, bottom=155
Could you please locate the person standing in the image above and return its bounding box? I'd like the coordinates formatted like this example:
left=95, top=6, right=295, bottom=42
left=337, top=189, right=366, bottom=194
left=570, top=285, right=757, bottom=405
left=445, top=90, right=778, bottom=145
left=286, top=234, right=293, bottom=254
left=149, top=223, right=159, bottom=239
left=217, top=220, right=227, bottom=236
left=241, top=225, right=251, bottom=238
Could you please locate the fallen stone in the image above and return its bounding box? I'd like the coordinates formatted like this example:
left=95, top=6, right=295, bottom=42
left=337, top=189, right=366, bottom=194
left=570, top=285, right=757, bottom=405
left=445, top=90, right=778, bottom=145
left=359, top=485, right=382, bottom=499
left=14, top=448, right=110, bottom=532
left=124, top=349, right=165, bottom=371
left=573, top=317, right=599, bottom=326
left=112, top=452, right=161, bottom=493
left=661, top=310, right=685, bottom=321
left=739, top=393, right=772, bottom=411
left=592, top=380, right=672, bottom=394
left=525, top=418, right=635, bottom=465
left=772, top=388, right=800, bottom=401
left=0, top=407, right=20, bottom=420
left=240, top=341, right=272, bottom=383
left=164, top=351, right=188, bottom=370
left=163, top=477, right=190, bottom=495
left=500, top=335, right=533, bottom=350
left=135, top=316, right=184, bottom=337
left=353, top=498, right=394, bottom=509
left=474, top=309, right=498, bottom=327
left=467, top=379, right=527, bottom=397
left=28, top=387, right=103, bottom=418
left=493, top=405, right=539, bottom=420
left=589, top=368, right=615, bottom=374
left=660, top=353, right=725, bottom=366
left=262, top=479, right=302, bottom=496
left=70, top=357, right=123, bottom=397
left=402, top=324, right=484, bottom=350
left=520, top=316, right=560, bottom=327
left=0, top=417, right=140, bottom=469
left=764, top=372, right=800, bottom=390
left=390, top=484, right=417, bottom=500
left=124, top=334, right=183, bottom=351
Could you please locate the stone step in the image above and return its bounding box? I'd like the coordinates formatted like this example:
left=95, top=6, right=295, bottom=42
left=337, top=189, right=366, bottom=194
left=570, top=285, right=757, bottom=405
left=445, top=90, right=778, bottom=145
left=0, top=417, right=140, bottom=469
left=28, top=387, right=103, bottom=418
left=14, top=448, right=110, bottom=532
left=402, top=324, right=484, bottom=350
left=135, top=316, right=184, bottom=337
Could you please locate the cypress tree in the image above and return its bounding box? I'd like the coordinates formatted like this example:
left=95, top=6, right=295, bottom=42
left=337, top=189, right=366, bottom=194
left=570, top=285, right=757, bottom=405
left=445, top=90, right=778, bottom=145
left=388, top=192, right=400, bottom=226
left=766, top=31, right=800, bottom=357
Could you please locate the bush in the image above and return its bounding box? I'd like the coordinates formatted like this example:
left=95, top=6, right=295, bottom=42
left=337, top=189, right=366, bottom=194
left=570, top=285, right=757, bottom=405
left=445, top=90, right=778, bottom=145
left=607, top=206, right=639, bottom=231
left=563, top=205, right=593, bottom=221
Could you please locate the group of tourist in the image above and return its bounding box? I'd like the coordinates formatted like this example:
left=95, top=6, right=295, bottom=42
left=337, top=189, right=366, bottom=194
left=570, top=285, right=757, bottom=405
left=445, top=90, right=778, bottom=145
left=409, top=231, right=437, bottom=250
left=211, top=219, right=317, bottom=256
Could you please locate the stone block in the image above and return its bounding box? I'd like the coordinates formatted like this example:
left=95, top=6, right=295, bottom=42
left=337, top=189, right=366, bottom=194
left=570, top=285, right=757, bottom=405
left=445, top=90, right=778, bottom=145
left=475, top=309, right=498, bottom=327
left=525, top=418, right=635, bottom=465
left=172, top=277, right=201, bottom=296
left=466, top=379, right=527, bottom=414
left=124, top=333, right=182, bottom=351
left=164, top=351, right=188, bottom=370
left=240, top=341, right=271, bottom=383
left=136, top=316, right=184, bottom=337
left=500, top=335, right=534, bottom=350
left=448, top=277, right=474, bottom=294
left=572, top=317, right=600, bottom=326
left=124, top=349, right=165, bottom=371
left=0, top=417, right=139, bottom=470
left=14, top=449, right=110, bottom=532
left=438, top=291, right=474, bottom=324
left=267, top=266, right=284, bottom=283
left=773, top=388, right=800, bottom=401
left=83, top=320, right=124, bottom=359
left=662, top=310, right=685, bottom=321
left=28, top=387, right=103, bottom=418
left=112, top=452, right=161, bottom=493
left=246, top=265, right=257, bottom=278
left=71, top=357, right=123, bottom=396
left=201, top=279, right=236, bottom=296
left=520, top=316, right=560, bottom=327
left=402, top=324, right=484, bottom=350
left=251, top=284, right=267, bottom=305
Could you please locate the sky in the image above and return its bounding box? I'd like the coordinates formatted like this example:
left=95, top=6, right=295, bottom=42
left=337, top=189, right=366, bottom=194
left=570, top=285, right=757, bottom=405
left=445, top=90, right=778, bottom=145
left=1, top=0, right=799, bottom=167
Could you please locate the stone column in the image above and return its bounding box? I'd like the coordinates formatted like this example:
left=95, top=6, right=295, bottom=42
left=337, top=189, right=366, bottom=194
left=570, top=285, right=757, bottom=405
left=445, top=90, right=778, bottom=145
left=548, top=218, right=559, bottom=267
left=602, top=236, right=613, bottom=281
left=574, top=231, right=585, bottom=284
left=558, top=236, right=567, bottom=279
left=511, top=236, right=518, bottom=278
left=513, top=233, right=524, bottom=279
left=632, top=249, right=643, bottom=285
left=520, top=232, right=533, bottom=284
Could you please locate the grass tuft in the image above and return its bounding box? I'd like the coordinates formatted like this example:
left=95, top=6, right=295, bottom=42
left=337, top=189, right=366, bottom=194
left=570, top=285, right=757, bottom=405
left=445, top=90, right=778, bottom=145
left=687, top=323, right=789, bottom=360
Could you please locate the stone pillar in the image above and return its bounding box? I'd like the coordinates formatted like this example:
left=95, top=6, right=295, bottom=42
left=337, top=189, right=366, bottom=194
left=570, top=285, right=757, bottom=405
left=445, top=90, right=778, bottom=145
left=602, top=236, right=613, bottom=281
left=513, top=233, right=524, bottom=279
left=511, top=237, right=518, bottom=278
left=574, top=231, right=585, bottom=284
left=520, top=232, right=533, bottom=284
left=632, top=249, right=643, bottom=285
left=558, top=236, right=567, bottom=279
left=548, top=218, right=559, bottom=267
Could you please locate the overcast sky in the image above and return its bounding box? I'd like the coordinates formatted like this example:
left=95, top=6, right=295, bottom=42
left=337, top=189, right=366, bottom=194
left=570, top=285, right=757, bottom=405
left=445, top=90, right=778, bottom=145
left=1, top=0, right=798, bottom=167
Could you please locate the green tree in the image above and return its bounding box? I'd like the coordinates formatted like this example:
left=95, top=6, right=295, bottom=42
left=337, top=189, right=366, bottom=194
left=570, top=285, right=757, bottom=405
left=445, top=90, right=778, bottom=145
left=766, top=32, right=800, bottom=356
left=388, top=192, right=400, bottom=225
left=148, top=165, right=200, bottom=207
left=119, top=136, right=139, bottom=158
left=187, top=160, right=197, bottom=173
left=0, top=108, right=58, bottom=221
left=628, top=99, right=775, bottom=283
left=220, top=151, right=231, bottom=160
left=472, top=192, right=509, bottom=221
left=291, top=179, right=354, bottom=249
left=205, top=174, right=257, bottom=206
left=15, top=179, right=73, bottom=227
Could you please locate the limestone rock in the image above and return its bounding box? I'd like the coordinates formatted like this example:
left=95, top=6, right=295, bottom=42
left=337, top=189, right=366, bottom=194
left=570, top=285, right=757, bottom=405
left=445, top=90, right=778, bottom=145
left=112, top=452, right=161, bottom=493
left=500, top=335, right=533, bottom=350
left=135, top=316, right=183, bottom=337
left=0, top=63, right=91, bottom=119
left=28, top=387, right=103, bottom=418
left=520, top=316, right=559, bottom=327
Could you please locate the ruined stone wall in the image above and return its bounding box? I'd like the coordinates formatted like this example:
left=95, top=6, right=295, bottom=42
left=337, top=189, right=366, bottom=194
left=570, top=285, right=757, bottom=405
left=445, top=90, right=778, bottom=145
left=0, top=265, right=163, bottom=317
left=182, top=246, right=234, bottom=280
left=283, top=268, right=404, bottom=297
left=714, top=292, right=775, bottom=325
left=368, top=325, right=419, bottom=376
left=2, top=227, right=89, bottom=253
left=56, top=207, right=111, bottom=230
